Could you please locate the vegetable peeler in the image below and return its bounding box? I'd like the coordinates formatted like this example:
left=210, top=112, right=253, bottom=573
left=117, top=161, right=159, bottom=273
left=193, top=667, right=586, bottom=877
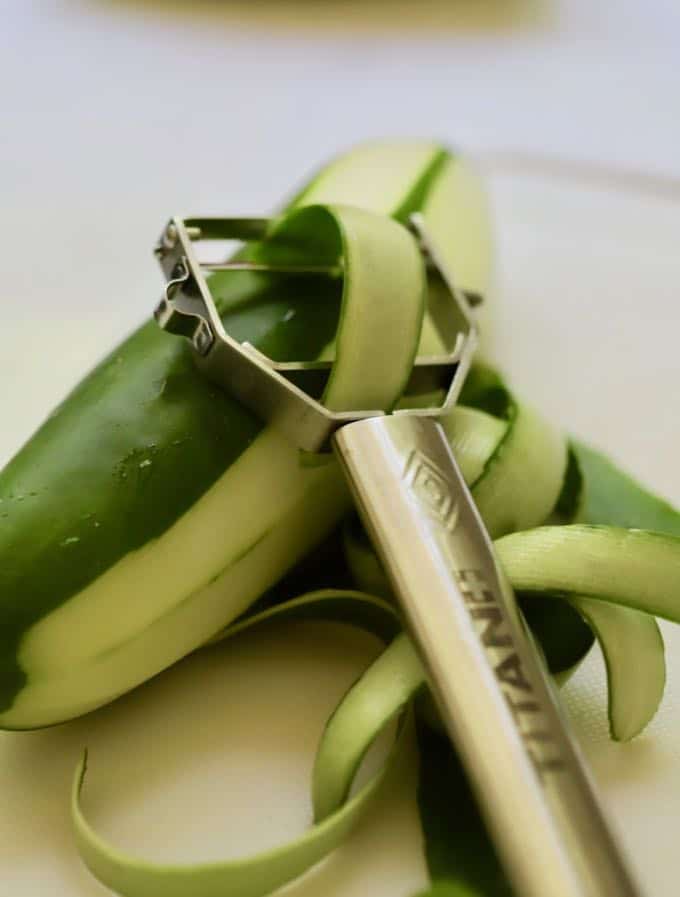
left=154, top=211, right=643, bottom=897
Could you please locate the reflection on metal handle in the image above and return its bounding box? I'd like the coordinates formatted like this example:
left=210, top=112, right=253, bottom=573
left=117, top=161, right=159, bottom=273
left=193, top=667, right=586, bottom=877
left=333, top=415, right=642, bottom=897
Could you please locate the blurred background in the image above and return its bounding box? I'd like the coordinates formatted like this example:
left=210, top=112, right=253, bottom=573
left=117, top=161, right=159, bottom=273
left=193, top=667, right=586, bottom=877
left=2, top=2, right=680, bottom=896
left=1, top=0, right=679, bottom=471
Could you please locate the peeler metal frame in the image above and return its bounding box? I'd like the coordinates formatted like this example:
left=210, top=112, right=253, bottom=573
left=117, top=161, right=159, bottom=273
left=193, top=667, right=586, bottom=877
left=153, top=213, right=479, bottom=453
left=154, top=213, right=643, bottom=897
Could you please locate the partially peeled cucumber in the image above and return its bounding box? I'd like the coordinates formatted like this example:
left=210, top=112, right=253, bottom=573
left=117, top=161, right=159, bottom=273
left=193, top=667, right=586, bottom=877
left=0, top=142, right=492, bottom=728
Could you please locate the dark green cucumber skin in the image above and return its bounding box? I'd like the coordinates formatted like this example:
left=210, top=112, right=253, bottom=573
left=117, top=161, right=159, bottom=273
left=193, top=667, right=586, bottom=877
left=0, top=270, right=341, bottom=713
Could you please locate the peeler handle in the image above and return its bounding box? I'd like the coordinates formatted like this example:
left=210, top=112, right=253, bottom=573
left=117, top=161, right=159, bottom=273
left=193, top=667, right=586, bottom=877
left=333, top=414, right=642, bottom=897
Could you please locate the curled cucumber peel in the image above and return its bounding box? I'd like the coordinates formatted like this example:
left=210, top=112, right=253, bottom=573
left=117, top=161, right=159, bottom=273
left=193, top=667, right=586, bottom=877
left=73, top=590, right=408, bottom=897
left=256, top=204, right=427, bottom=413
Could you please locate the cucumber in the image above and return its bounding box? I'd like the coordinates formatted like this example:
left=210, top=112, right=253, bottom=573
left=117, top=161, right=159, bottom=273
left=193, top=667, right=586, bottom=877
left=0, top=141, right=492, bottom=728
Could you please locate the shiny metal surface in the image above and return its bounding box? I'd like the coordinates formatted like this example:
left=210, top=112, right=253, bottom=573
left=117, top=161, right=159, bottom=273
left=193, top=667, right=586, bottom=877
left=154, top=214, right=478, bottom=452
left=334, top=415, right=643, bottom=897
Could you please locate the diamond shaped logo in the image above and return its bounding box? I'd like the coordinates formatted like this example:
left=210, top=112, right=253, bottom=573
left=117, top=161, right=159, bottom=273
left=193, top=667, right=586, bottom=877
left=403, top=449, right=459, bottom=532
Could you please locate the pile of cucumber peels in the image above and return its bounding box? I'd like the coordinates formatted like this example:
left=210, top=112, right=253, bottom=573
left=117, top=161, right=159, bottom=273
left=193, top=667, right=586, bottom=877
left=2, top=141, right=680, bottom=897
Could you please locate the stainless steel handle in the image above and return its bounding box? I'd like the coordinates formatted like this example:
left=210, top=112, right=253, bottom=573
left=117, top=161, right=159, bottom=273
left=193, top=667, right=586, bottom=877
left=333, top=415, right=642, bottom=897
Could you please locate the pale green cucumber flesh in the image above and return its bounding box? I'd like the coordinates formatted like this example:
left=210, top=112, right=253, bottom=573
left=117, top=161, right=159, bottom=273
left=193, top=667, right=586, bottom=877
left=313, top=632, right=423, bottom=822
left=496, top=526, right=673, bottom=739
left=496, top=525, right=680, bottom=622
left=71, top=589, right=406, bottom=897
left=254, top=204, right=426, bottom=413
left=290, top=142, right=446, bottom=222
left=440, top=405, right=507, bottom=486
left=9, top=436, right=351, bottom=727
left=567, top=595, right=665, bottom=741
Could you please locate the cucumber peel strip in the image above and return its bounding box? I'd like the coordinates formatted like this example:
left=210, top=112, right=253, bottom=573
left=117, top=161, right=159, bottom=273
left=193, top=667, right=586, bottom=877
left=72, top=744, right=394, bottom=897
left=72, top=590, right=408, bottom=897
left=497, top=525, right=680, bottom=623
left=566, top=595, right=665, bottom=741
left=312, top=632, right=423, bottom=822
left=256, top=204, right=426, bottom=413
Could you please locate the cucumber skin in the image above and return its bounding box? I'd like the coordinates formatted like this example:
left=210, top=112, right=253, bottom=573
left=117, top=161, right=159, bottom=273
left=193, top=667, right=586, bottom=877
left=0, top=272, right=340, bottom=715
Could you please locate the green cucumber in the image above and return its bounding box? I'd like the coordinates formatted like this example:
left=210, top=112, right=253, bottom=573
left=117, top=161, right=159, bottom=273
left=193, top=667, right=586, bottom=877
left=0, top=141, right=492, bottom=728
